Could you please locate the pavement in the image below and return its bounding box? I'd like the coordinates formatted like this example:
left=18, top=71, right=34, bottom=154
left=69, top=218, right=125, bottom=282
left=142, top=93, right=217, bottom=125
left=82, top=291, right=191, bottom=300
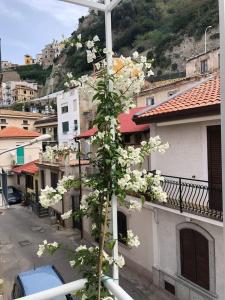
left=0, top=205, right=175, bottom=300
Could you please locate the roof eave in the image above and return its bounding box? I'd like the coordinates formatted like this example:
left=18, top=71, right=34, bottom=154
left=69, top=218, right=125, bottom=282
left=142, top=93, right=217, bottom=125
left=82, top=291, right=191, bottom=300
left=133, top=104, right=220, bottom=124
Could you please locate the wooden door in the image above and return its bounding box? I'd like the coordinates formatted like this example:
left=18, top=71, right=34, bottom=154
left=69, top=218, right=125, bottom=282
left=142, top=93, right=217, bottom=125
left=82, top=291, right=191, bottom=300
left=207, top=125, right=222, bottom=211
left=180, top=229, right=209, bottom=290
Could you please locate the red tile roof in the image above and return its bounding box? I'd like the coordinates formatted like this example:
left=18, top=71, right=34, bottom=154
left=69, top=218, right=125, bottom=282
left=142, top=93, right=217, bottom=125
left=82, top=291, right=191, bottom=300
left=0, top=127, right=40, bottom=138
left=13, top=160, right=39, bottom=175
left=134, top=74, right=220, bottom=123
left=77, top=107, right=149, bottom=139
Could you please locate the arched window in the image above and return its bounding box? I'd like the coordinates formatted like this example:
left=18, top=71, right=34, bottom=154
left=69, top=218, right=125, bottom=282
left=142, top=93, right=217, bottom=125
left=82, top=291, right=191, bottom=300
left=180, top=228, right=209, bottom=290
left=117, top=211, right=127, bottom=244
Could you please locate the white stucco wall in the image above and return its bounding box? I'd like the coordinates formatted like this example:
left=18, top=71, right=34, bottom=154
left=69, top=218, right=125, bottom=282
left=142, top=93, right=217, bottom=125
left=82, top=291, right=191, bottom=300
left=82, top=192, right=155, bottom=279
left=57, top=88, right=80, bottom=146
left=0, top=138, right=42, bottom=171
left=155, top=208, right=224, bottom=299
left=150, top=118, right=220, bottom=181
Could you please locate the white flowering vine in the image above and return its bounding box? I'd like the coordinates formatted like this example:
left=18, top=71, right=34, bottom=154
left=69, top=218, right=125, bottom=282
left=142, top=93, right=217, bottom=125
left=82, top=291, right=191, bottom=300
left=38, top=34, right=168, bottom=300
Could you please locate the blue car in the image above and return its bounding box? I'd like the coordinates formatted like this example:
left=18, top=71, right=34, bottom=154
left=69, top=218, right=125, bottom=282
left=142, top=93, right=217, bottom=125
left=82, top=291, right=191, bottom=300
left=12, top=265, right=73, bottom=299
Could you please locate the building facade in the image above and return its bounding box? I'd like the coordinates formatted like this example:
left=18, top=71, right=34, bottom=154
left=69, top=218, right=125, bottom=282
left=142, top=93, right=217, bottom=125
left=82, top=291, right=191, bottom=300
left=132, top=74, right=224, bottom=300
left=0, top=109, right=42, bottom=131
left=1, top=81, right=38, bottom=105
left=186, top=48, right=220, bottom=77
left=34, top=115, right=58, bottom=149
left=13, top=84, right=37, bottom=103
left=57, top=88, right=80, bottom=146
left=0, top=127, right=42, bottom=186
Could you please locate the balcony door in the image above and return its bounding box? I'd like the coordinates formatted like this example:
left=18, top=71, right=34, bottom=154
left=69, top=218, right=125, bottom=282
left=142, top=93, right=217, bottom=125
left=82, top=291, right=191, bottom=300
left=207, top=125, right=222, bottom=211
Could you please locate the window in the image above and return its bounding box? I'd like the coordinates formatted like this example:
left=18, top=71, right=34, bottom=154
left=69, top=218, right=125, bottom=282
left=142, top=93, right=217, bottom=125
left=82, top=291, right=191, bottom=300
left=118, top=211, right=127, bottom=244
left=201, top=59, right=208, bottom=74
left=26, top=175, right=34, bottom=189
left=62, top=121, right=69, bottom=133
left=24, top=90, right=26, bottom=94
left=16, top=147, right=24, bottom=165
left=23, top=127, right=28, bottom=130
left=146, top=96, right=155, bottom=106
left=1, top=126, right=6, bottom=130
left=42, top=128, right=46, bottom=134
left=0, top=119, right=6, bottom=124
left=74, top=120, right=78, bottom=131
left=51, top=172, right=58, bottom=189
left=41, top=170, right=45, bottom=189
left=168, top=90, right=177, bottom=97
left=22, top=120, right=28, bottom=125
left=180, top=228, right=209, bottom=290
left=61, top=106, right=68, bottom=113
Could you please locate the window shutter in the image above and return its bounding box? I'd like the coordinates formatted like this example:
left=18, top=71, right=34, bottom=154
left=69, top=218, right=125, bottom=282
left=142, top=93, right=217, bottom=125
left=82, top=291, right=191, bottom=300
left=180, top=229, right=196, bottom=283
left=180, top=229, right=210, bottom=290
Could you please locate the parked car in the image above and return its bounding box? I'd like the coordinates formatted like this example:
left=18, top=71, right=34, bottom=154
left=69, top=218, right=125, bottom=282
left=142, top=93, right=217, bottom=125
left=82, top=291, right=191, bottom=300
left=11, top=265, right=73, bottom=299
left=7, top=186, right=22, bottom=205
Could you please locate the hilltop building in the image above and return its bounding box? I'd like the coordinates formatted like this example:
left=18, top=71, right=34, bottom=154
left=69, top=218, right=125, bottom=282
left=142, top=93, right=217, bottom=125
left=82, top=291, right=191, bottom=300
left=24, top=54, right=35, bottom=65
left=1, top=81, right=38, bottom=106
left=186, top=47, right=220, bottom=77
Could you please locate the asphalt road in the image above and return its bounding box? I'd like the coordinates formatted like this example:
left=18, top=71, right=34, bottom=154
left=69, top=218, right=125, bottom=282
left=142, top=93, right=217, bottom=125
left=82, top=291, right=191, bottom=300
left=0, top=205, right=175, bottom=300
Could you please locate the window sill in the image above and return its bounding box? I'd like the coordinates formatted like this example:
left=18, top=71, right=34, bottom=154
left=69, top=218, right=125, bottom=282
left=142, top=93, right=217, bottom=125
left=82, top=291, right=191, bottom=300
left=177, top=274, right=217, bottom=299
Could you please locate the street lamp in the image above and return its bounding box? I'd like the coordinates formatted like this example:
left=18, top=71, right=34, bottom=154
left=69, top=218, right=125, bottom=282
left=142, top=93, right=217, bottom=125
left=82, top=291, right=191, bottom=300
left=204, top=25, right=212, bottom=53
left=60, top=0, right=122, bottom=286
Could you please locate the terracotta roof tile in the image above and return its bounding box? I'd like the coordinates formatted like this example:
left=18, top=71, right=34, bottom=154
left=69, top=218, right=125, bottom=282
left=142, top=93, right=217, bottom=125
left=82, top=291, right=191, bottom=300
left=0, top=127, right=40, bottom=138
left=13, top=160, right=39, bottom=174
left=77, top=107, right=149, bottom=139
left=135, top=74, right=220, bottom=122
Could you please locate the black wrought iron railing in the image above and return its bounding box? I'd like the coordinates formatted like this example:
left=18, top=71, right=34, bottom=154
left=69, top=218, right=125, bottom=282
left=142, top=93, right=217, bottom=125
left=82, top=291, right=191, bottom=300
left=157, top=175, right=223, bottom=221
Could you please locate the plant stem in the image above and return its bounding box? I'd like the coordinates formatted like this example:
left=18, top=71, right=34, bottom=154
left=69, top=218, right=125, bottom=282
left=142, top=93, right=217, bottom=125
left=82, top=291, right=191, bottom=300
left=97, top=195, right=110, bottom=300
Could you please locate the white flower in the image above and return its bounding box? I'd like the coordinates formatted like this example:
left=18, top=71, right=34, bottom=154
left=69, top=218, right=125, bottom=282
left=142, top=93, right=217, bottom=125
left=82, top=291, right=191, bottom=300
left=76, top=42, right=82, bottom=50
left=67, top=72, right=73, bottom=79
left=76, top=245, right=87, bottom=252
left=115, top=255, right=125, bottom=268
left=93, top=35, right=100, bottom=42
left=132, top=51, right=139, bottom=59
left=147, top=70, right=154, bottom=76
left=61, top=210, right=72, bottom=220
left=95, top=62, right=101, bottom=70
left=81, top=294, right=88, bottom=300
left=77, top=34, right=81, bottom=40
left=127, top=230, right=140, bottom=247
left=129, top=199, right=142, bottom=211
left=86, top=40, right=95, bottom=49
left=37, top=244, right=45, bottom=257
left=69, top=260, right=76, bottom=268
left=140, top=56, right=147, bottom=63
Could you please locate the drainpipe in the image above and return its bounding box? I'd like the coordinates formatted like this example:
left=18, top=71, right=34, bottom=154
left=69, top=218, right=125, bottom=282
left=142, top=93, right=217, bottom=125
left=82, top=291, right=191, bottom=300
left=74, top=137, right=83, bottom=239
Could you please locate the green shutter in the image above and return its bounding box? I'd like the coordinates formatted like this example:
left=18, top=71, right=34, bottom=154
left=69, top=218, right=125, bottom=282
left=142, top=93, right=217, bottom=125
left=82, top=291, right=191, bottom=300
left=17, top=147, right=24, bottom=165
left=62, top=121, right=69, bottom=133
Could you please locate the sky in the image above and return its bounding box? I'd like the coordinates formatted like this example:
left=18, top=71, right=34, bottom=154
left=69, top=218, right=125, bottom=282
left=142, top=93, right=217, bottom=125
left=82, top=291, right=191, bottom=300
left=0, top=0, right=88, bottom=64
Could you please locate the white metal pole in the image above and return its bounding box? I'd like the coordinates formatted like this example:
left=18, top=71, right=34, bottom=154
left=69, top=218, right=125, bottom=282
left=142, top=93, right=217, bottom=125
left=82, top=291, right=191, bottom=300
left=104, top=0, right=119, bottom=286
left=219, top=0, right=225, bottom=285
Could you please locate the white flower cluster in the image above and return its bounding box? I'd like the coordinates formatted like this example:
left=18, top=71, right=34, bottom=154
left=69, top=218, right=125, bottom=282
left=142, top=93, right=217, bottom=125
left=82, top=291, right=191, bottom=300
left=127, top=230, right=140, bottom=248
left=40, top=176, right=75, bottom=208
left=61, top=210, right=72, bottom=220
left=117, top=136, right=169, bottom=168
left=128, top=199, right=142, bottom=211
left=37, top=240, right=59, bottom=257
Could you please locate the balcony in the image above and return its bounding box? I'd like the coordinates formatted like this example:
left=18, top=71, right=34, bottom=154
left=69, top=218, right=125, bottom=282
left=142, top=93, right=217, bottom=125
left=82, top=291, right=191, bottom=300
left=155, top=175, right=223, bottom=221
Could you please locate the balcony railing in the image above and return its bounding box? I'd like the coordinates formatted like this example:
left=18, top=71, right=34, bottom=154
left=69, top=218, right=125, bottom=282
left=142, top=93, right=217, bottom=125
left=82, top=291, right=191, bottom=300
left=157, top=175, right=223, bottom=221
